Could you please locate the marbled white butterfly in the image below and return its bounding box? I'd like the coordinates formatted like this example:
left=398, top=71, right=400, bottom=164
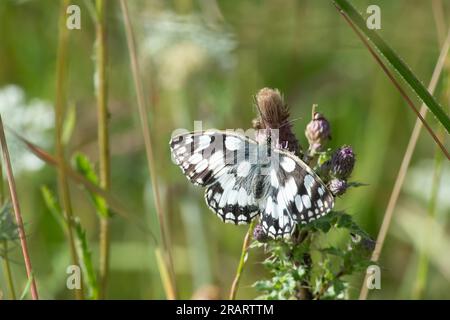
left=169, top=129, right=334, bottom=238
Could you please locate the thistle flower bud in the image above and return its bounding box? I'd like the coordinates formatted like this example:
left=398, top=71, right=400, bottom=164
left=331, top=145, right=355, bottom=179
left=329, top=178, right=347, bottom=196
left=253, top=223, right=269, bottom=243
left=305, top=112, right=331, bottom=153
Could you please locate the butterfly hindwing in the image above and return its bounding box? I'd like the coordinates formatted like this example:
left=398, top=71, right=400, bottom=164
left=205, top=165, right=260, bottom=224
left=260, top=150, right=334, bottom=238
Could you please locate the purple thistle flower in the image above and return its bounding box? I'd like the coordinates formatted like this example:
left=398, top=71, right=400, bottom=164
left=328, top=178, right=347, bottom=196
left=305, top=112, right=331, bottom=153
left=331, top=145, right=355, bottom=179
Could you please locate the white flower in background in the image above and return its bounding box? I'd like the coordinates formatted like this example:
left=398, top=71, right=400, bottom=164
left=0, top=85, right=54, bottom=173
left=139, top=11, right=236, bottom=90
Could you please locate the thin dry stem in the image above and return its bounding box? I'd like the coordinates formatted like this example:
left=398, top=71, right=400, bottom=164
left=95, top=0, right=111, bottom=299
left=0, top=115, right=38, bottom=300
left=0, top=158, right=16, bottom=299
left=119, top=0, right=176, bottom=299
left=55, top=0, right=83, bottom=299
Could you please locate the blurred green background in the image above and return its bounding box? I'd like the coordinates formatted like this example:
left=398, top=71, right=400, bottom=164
left=0, top=0, right=449, bottom=299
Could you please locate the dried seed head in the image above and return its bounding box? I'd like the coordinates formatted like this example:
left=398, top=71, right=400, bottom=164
left=305, top=112, right=331, bottom=153
left=255, top=88, right=289, bottom=128
left=331, top=145, right=355, bottom=179
left=328, top=178, right=347, bottom=196
left=253, top=223, right=269, bottom=243
left=253, top=87, right=300, bottom=155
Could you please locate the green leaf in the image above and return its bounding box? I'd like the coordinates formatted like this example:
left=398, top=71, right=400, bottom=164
left=321, top=246, right=345, bottom=258
left=73, top=153, right=110, bottom=218
left=333, top=0, right=450, bottom=134
left=73, top=217, right=99, bottom=300
left=335, top=212, right=372, bottom=240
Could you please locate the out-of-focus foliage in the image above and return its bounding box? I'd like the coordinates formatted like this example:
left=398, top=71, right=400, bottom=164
left=0, top=0, right=449, bottom=299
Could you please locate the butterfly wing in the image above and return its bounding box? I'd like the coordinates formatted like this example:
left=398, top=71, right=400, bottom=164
left=204, top=164, right=260, bottom=224
left=260, top=149, right=335, bottom=238
left=170, top=130, right=260, bottom=224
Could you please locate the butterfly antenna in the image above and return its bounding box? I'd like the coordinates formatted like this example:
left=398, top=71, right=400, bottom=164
left=280, top=116, right=302, bottom=128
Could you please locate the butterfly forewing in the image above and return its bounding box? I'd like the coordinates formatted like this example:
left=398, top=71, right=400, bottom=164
left=170, top=131, right=261, bottom=224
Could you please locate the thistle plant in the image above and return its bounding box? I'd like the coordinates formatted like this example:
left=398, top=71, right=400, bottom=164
left=250, top=88, right=373, bottom=300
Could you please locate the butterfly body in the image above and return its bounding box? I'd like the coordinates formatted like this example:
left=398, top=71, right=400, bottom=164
left=170, top=130, right=334, bottom=238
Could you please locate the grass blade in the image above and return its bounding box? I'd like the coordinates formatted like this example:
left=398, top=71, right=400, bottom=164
left=119, top=0, right=176, bottom=299
left=19, top=273, right=34, bottom=300
left=54, top=0, right=83, bottom=299
left=333, top=0, right=450, bottom=134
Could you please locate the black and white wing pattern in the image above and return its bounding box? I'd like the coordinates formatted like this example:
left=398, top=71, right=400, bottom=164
left=170, top=131, right=260, bottom=224
left=170, top=130, right=335, bottom=239
left=260, top=149, right=334, bottom=238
